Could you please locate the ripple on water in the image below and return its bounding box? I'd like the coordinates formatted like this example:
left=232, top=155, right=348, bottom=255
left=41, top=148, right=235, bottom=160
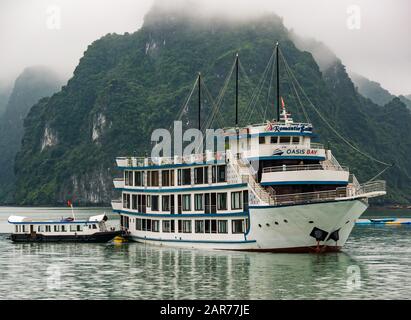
left=1, top=208, right=411, bottom=299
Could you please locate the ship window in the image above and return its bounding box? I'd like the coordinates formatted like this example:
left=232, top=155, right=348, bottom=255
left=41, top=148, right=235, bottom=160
left=292, top=136, right=300, bottom=144
left=146, top=219, right=152, bottom=232
left=211, top=220, right=217, bottom=233
left=162, top=195, right=170, bottom=212
left=270, top=136, right=278, bottom=144
left=54, top=225, right=59, bottom=232
left=194, top=167, right=204, bottom=184
left=259, top=136, right=266, bottom=144
left=182, top=195, right=191, bottom=211
left=232, top=219, right=245, bottom=234
left=46, top=225, right=51, bottom=232
left=177, top=169, right=182, bottom=185
left=147, top=195, right=151, bottom=207
left=132, top=195, right=137, bottom=210
left=123, top=193, right=130, bottom=209
left=279, top=136, right=291, bottom=144
left=195, top=220, right=205, bottom=233
left=124, top=171, right=133, bottom=186
left=181, top=220, right=192, bottom=233
left=170, top=220, right=175, bottom=233
left=162, top=170, right=170, bottom=186
left=136, top=219, right=142, bottom=230
left=135, top=171, right=143, bottom=186
left=70, top=225, right=77, bottom=232
left=182, top=169, right=191, bottom=185
left=217, top=193, right=227, bottom=210
left=38, top=225, right=45, bottom=232
left=217, top=165, right=226, bottom=183
left=162, top=220, right=171, bottom=233
left=142, top=219, right=147, bottom=231
left=218, top=220, right=228, bottom=234
left=204, top=167, right=209, bottom=184
left=77, top=225, right=82, bottom=232
left=92, top=224, right=97, bottom=230
left=151, top=195, right=159, bottom=211
left=231, top=192, right=242, bottom=210
left=15, top=226, right=18, bottom=233
left=150, top=171, right=159, bottom=187
left=194, top=194, right=204, bottom=211
left=152, top=220, right=160, bottom=232
left=205, top=220, right=210, bottom=233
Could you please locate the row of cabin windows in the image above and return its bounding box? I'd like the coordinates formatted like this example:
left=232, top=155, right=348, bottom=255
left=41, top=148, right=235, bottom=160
left=259, top=136, right=300, bottom=145
left=133, top=218, right=247, bottom=234
left=122, top=191, right=247, bottom=213
left=15, top=224, right=97, bottom=233
left=124, top=165, right=227, bottom=187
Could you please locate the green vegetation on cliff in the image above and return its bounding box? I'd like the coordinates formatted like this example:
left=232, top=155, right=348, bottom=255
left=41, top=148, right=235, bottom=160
left=0, top=67, right=62, bottom=203
left=12, top=7, right=411, bottom=205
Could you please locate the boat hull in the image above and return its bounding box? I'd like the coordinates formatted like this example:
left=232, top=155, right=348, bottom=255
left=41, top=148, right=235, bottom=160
left=10, top=231, right=123, bottom=243
left=127, top=199, right=368, bottom=253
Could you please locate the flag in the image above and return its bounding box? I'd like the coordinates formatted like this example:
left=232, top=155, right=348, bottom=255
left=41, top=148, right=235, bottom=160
left=281, top=97, right=286, bottom=109
left=67, top=200, right=73, bottom=208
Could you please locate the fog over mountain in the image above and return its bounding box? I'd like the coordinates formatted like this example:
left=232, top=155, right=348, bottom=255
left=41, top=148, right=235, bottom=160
left=0, top=0, right=410, bottom=95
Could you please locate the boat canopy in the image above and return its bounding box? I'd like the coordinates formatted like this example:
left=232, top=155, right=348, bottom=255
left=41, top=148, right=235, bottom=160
left=8, top=216, right=29, bottom=223
left=8, top=214, right=107, bottom=225
left=88, top=214, right=107, bottom=223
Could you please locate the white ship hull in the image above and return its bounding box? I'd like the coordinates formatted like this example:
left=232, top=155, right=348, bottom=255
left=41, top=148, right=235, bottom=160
left=127, top=199, right=368, bottom=253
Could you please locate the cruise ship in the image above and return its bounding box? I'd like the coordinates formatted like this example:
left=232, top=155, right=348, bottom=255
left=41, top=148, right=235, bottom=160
left=111, top=45, right=386, bottom=253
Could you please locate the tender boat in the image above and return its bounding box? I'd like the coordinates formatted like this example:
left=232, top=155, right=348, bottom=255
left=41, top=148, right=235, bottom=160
left=8, top=214, right=122, bottom=243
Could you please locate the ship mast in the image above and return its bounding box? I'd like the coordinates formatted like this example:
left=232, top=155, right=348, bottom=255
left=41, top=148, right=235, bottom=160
left=235, top=53, right=239, bottom=127
left=198, top=72, right=201, bottom=131
left=276, top=42, right=280, bottom=122
left=235, top=53, right=240, bottom=158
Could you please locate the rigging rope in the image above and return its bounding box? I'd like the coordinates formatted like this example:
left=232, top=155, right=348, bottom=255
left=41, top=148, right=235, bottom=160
left=263, top=52, right=277, bottom=121
left=239, top=49, right=276, bottom=124
left=169, top=76, right=199, bottom=134
left=278, top=48, right=392, bottom=168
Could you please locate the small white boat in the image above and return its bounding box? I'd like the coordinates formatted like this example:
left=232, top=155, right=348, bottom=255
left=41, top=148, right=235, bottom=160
left=8, top=214, right=122, bottom=243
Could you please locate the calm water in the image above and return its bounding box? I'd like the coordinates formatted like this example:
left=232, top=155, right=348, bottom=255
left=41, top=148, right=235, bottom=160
left=0, top=207, right=410, bottom=300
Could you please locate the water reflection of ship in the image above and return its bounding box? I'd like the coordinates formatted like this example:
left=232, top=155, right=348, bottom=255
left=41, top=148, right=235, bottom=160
left=119, top=244, right=362, bottom=299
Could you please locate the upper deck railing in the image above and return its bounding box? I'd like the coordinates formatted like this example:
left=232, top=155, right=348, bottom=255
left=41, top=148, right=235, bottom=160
left=262, top=164, right=349, bottom=174
left=117, top=151, right=227, bottom=168
left=310, top=143, right=324, bottom=150
left=257, top=180, right=386, bottom=206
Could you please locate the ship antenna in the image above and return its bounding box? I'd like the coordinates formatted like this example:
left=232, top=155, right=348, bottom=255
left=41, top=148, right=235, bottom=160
left=276, top=41, right=280, bottom=122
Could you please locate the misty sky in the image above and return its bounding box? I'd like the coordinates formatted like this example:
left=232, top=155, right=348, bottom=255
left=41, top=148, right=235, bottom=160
left=0, top=0, right=410, bottom=95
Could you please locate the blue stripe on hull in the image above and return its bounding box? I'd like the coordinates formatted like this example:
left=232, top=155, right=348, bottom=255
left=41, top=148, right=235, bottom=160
left=131, top=235, right=256, bottom=244
left=113, top=210, right=248, bottom=218
left=116, top=183, right=247, bottom=193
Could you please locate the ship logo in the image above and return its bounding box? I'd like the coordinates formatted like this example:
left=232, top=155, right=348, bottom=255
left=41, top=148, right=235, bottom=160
left=272, top=149, right=284, bottom=156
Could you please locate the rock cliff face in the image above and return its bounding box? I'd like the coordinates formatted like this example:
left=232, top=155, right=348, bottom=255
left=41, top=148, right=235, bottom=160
left=12, top=4, right=411, bottom=205
left=0, top=66, right=62, bottom=203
